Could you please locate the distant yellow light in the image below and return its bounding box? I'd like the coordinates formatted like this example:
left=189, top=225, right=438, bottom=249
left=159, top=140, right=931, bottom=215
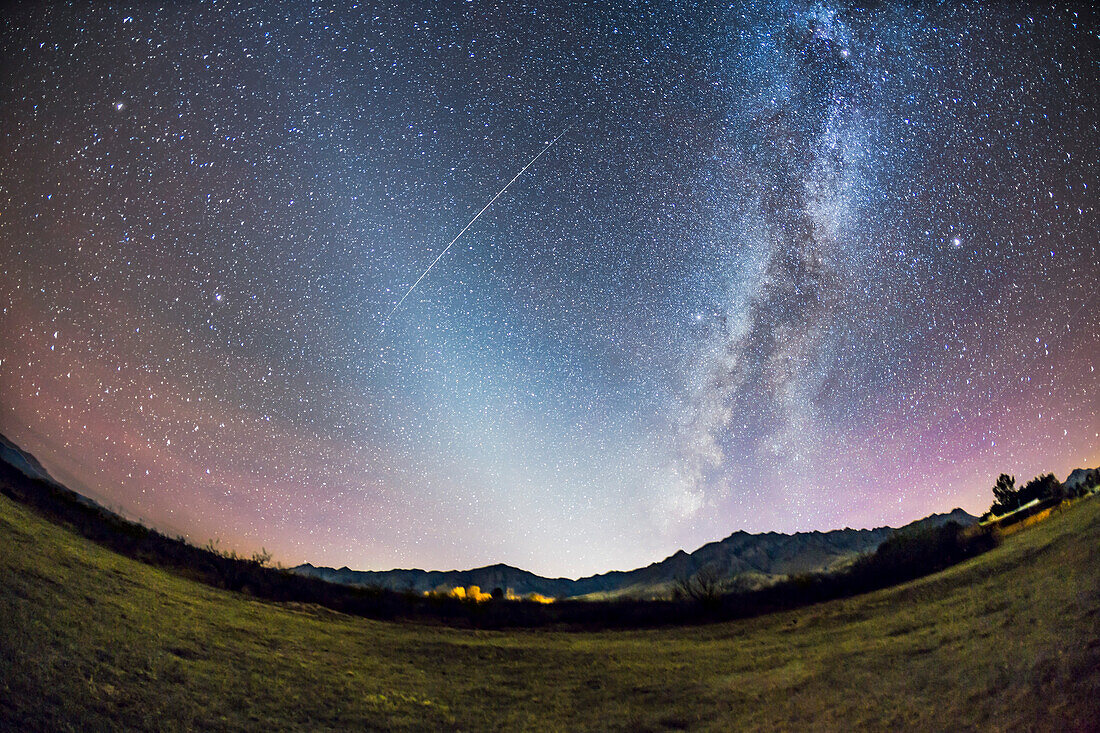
left=422, top=586, right=554, bottom=604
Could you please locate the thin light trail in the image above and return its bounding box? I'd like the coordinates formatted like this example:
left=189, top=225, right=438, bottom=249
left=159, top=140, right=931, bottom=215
left=382, top=126, right=572, bottom=327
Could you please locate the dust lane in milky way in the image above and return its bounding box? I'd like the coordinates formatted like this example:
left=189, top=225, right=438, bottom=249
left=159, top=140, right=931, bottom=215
left=0, top=2, right=1096, bottom=577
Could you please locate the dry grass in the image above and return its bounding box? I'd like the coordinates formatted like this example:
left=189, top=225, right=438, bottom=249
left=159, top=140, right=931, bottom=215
left=1, top=492, right=1098, bottom=731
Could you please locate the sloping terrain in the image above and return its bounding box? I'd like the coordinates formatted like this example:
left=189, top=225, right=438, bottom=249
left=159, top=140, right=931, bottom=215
left=293, top=509, right=977, bottom=599
left=1, top=486, right=1097, bottom=730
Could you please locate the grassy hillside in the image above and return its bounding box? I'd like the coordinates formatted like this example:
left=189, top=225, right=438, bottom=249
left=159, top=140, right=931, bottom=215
left=1, top=492, right=1098, bottom=731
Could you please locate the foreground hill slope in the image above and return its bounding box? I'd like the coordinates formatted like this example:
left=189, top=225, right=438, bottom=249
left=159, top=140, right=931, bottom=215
left=1, top=492, right=1097, bottom=730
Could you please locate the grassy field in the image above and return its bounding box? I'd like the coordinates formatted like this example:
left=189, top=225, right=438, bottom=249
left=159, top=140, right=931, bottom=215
left=1, top=493, right=1098, bottom=731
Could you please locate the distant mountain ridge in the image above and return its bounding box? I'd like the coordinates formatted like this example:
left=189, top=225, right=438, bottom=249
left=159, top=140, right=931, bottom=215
left=1064, top=467, right=1100, bottom=495
left=0, top=433, right=56, bottom=485
left=292, top=508, right=979, bottom=600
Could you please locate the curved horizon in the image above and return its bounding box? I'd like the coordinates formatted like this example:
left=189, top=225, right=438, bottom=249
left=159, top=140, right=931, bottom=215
left=1, top=1, right=1097, bottom=578
left=0, top=429, right=1084, bottom=580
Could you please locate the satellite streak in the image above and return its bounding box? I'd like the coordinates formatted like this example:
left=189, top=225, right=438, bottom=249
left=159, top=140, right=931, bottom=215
left=383, top=127, right=571, bottom=326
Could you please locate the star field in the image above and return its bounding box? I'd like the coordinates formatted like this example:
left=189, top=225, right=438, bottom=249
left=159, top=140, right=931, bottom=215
left=1, top=2, right=1097, bottom=577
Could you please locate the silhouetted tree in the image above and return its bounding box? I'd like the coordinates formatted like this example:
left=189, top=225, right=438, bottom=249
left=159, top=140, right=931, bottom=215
left=674, top=565, right=723, bottom=606
left=991, top=473, right=1018, bottom=512
left=1019, top=473, right=1062, bottom=504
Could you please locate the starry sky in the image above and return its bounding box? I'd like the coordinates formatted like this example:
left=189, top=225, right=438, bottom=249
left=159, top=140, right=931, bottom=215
left=1, top=2, right=1097, bottom=577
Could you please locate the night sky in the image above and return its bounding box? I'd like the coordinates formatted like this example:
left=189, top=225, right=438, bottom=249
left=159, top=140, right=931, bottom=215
left=1, top=2, right=1097, bottom=577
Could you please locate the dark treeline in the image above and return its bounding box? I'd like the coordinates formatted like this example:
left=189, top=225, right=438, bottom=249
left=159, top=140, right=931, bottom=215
left=984, top=471, right=1084, bottom=520
left=0, top=459, right=1009, bottom=629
